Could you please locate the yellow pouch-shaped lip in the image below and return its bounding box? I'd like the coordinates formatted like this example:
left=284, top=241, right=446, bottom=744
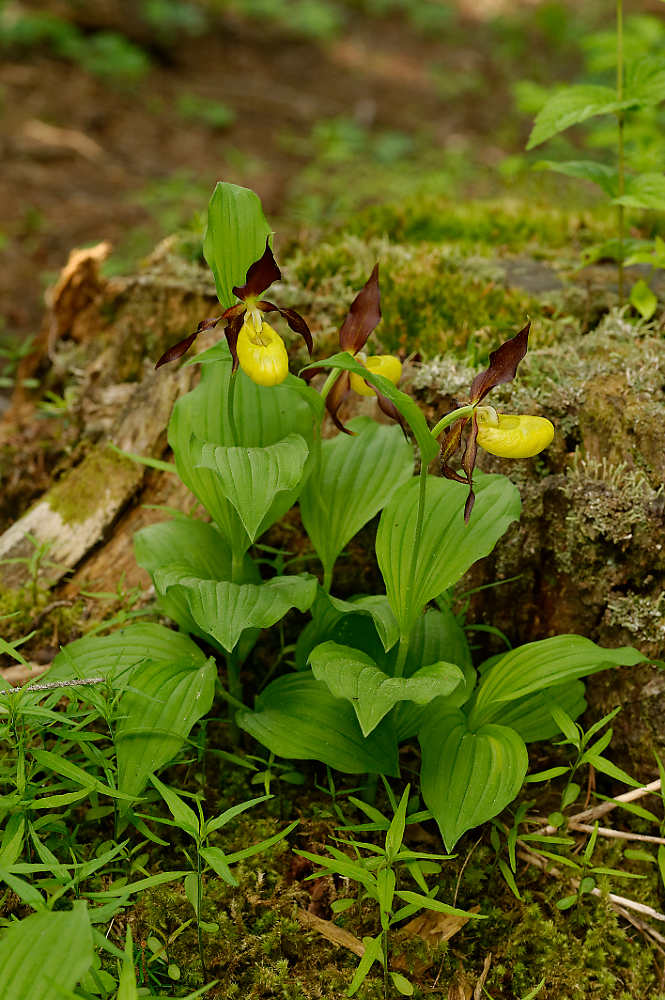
left=237, top=319, right=289, bottom=387
left=350, top=354, right=403, bottom=397
left=476, top=413, right=554, bottom=458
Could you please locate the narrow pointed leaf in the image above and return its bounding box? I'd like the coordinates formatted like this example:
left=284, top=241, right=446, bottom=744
left=203, top=182, right=271, bottom=309
left=309, top=641, right=463, bottom=736
left=236, top=672, right=399, bottom=775
left=154, top=569, right=318, bottom=652
left=196, top=433, right=309, bottom=541
left=419, top=707, right=528, bottom=850
left=301, top=353, right=438, bottom=463
left=150, top=775, right=200, bottom=836
left=470, top=636, right=646, bottom=726
left=0, top=903, right=93, bottom=1000
left=534, top=159, right=619, bottom=197
left=299, top=417, right=413, bottom=581
left=376, top=473, right=520, bottom=637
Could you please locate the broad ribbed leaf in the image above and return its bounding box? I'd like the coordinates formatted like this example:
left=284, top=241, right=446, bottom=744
left=116, top=656, right=216, bottom=803
left=527, top=85, right=627, bottom=149
left=237, top=672, right=399, bottom=775
left=299, top=417, right=413, bottom=583
left=169, top=351, right=316, bottom=554
left=614, top=172, right=665, bottom=211
left=475, top=680, right=587, bottom=743
left=309, top=641, right=463, bottom=736
left=196, top=433, right=309, bottom=541
left=419, top=708, right=528, bottom=849
left=470, top=636, right=646, bottom=726
left=534, top=159, right=619, bottom=197
left=0, top=902, right=93, bottom=999
left=203, top=182, right=271, bottom=309
left=154, top=567, right=318, bottom=652
left=295, top=590, right=391, bottom=670
left=327, top=593, right=400, bottom=652
left=48, top=623, right=207, bottom=681
left=376, top=473, right=520, bottom=638
left=301, top=353, right=438, bottom=463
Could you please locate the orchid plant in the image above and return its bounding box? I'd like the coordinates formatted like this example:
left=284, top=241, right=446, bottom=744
left=57, top=182, right=645, bottom=854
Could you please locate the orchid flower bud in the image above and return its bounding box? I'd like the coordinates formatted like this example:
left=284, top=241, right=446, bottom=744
left=237, top=316, right=289, bottom=386
left=476, top=410, right=554, bottom=458
left=350, top=354, right=403, bottom=397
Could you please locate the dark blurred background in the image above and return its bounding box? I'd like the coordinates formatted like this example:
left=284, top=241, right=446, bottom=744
left=1, top=0, right=663, bottom=346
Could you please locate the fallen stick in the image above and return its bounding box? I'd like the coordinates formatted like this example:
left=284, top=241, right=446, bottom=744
left=570, top=822, right=665, bottom=845
left=296, top=908, right=365, bottom=957
left=536, top=779, right=662, bottom=836
left=0, top=677, right=105, bottom=696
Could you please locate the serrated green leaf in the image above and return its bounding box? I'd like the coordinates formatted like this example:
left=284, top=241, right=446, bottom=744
left=471, top=636, right=645, bottom=725
left=236, top=672, right=399, bottom=775
left=376, top=473, right=520, bottom=638
left=153, top=569, right=317, bottom=652
left=116, top=655, right=216, bottom=805
left=615, top=173, right=665, bottom=211
left=419, top=707, right=528, bottom=850
left=527, top=84, right=627, bottom=149
left=203, top=182, right=271, bottom=309
left=196, top=433, right=309, bottom=541
left=534, top=159, right=619, bottom=196
left=624, top=56, right=665, bottom=108
left=0, top=903, right=93, bottom=999
left=301, top=352, right=439, bottom=463
left=299, top=417, right=413, bottom=583
left=629, top=279, right=658, bottom=320
left=309, top=641, right=463, bottom=736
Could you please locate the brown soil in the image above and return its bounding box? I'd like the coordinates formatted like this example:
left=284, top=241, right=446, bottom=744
left=0, top=1, right=582, bottom=339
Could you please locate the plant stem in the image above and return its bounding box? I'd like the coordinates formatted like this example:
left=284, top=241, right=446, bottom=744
left=319, top=368, right=342, bottom=404
left=617, top=0, right=625, bottom=303
left=430, top=403, right=476, bottom=440
left=226, top=368, right=239, bottom=443
left=225, top=650, right=242, bottom=746
left=322, top=565, right=333, bottom=593
left=196, top=847, right=206, bottom=978
left=394, top=458, right=429, bottom=678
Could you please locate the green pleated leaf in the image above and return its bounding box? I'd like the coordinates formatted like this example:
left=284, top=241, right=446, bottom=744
left=475, top=680, right=587, bottom=743
left=153, top=567, right=318, bottom=652
left=534, top=159, right=619, bottom=197
left=295, top=589, right=392, bottom=671
left=203, top=182, right=271, bottom=309
left=0, top=902, right=93, bottom=1000
left=419, top=707, right=528, bottom=850
left=376, top=473, right=520, bottom=638
left=393, top=608, right=476, bottom=740
left=236, top=672, right=399, bottom=775
left=470, top=636, right=646, bottom=727
left=116, top=656, right=216, bottom=804
left=526, top=84, right=627, bottom=149
left=301, top=353, right=438, bottom=463
left=196, top=433, right=309, bottom=541
left=309, top=641, right=463, bottom=736
left=327, top=593, right=400, bottom=653
left=48, top=623, right=207, bottom=682
left=299, top=417, right=413, bottom=582
left=614, top=172, right=665, bottom=211
left=169, top=351, right=317, bottom=554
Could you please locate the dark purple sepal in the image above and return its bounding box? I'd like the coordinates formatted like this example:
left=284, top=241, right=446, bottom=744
left=326, top=372, right=354, bottom=434
left=224, top=313, right=244, bottom=374
left=469, top=320, right=530, bottom=403
left=258, top=301, right=313, bottom=356
left=232, top=238, right=281, bottom=300
left=155, top=331, right=200, bottom=369
left=375, top=389, right=407, bottom=435
left=441, top=464, right=468, bottom=485
left=339, top=263, right=381, bottom=354
left=463, top=489, right=476, bottom=524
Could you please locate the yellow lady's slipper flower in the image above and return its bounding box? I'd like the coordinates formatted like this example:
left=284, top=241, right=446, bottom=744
left=236, top=315, right=289, bottom=387
left=476, top=410, right=555, bottom=458
left=350, top=354, right=403, bottom=397
left=155, top=239, right=312, bottom=378
left=439, top=321, right=555, bottom=521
